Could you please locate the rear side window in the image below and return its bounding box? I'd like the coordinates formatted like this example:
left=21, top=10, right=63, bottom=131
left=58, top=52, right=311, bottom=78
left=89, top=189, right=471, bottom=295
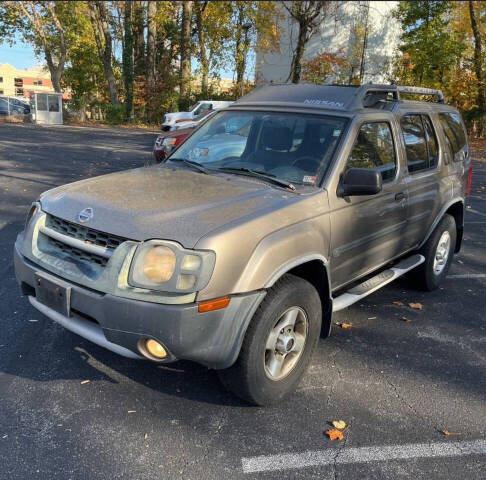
left=346, top=122, right=396, bottom=182
left=438, top=112, right=467, bottom=155
left=400, top=114, right=438, bottom=173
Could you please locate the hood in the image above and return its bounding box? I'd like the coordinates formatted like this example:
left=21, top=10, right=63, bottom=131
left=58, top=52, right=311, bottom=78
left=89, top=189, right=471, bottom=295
left=40, top=166, right=297, bottom=248
left=164, top=112, right=192, bottom=123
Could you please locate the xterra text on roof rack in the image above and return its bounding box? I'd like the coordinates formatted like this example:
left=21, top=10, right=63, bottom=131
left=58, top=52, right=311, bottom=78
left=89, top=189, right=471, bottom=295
left=14, top=83, right=472, bottom=405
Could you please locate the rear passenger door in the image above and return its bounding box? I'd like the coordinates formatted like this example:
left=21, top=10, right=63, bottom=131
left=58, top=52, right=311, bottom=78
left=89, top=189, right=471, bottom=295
left=329, top=118, right=409, bottom=289
left=400, top=113, right=444, bottom=248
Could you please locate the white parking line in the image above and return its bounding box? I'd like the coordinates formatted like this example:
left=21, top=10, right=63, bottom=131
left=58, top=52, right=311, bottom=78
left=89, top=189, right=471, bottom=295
left=447, top=274, right=486, bottom=279
left=241, top=439, right=486, bottom=474
left=468, top=208, right=486, bottom=218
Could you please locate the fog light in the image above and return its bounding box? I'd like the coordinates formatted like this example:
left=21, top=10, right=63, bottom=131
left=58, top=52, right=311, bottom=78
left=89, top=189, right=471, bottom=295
left=144, top=339, right=167, bottom=359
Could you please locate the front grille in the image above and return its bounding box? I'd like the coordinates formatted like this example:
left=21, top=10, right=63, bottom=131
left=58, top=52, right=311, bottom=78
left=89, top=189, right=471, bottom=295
left=46, top=236, right=109, bottom=267
left=38, top=214, right=129, bottom=274
left=46, top=215, right=126, bottom=249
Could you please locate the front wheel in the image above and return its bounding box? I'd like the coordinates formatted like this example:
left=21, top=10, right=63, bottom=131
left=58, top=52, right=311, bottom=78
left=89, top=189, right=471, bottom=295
left=218, top=274, right=322, bottom=406
left=413, top=214, right=456, bottom=291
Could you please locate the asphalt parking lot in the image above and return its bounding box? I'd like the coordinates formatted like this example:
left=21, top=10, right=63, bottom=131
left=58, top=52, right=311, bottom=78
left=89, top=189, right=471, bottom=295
left=0, top=123, right=485, bottom=479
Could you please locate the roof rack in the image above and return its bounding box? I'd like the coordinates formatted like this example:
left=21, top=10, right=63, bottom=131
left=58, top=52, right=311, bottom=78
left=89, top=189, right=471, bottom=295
left=349, top=83, right=445, bottom=109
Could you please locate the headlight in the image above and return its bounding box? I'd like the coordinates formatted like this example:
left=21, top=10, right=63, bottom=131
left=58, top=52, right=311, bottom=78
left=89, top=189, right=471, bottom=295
left=25, top=202, right=39, bottom=231
left=128, top=240, right=215, bottom=293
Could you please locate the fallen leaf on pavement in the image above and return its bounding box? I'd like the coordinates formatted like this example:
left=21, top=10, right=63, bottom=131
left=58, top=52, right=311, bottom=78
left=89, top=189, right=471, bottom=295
left=337, top=322, right=352, bottom=329
left=80, top=380, right=90, bottom=385
left=402, top=316, right=412, bottom=322
left=408, top=302, right=423, bottom=310
left=325, top=428, right=344, bottom=440
left=393, top=301, right=404, bottom=306
left=332, top=420, right=346, bottom=430
left=442, top=429, right=460, bottom=436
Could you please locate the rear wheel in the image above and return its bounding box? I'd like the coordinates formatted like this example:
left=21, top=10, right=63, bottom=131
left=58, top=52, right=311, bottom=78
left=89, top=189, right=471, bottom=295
left=413, top=214, right=456, bottom=291
left=218, top=274, right=322, bottom=406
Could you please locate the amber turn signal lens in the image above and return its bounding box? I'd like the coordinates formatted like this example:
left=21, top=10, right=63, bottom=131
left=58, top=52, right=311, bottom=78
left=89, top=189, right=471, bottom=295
left=197, top=296, right=230, bottom=313
left=144, top=339, right=167, bottom=358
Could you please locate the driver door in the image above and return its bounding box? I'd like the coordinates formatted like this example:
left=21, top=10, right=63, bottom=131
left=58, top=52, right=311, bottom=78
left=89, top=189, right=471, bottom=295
left=329, top=119, right=409, bottom=290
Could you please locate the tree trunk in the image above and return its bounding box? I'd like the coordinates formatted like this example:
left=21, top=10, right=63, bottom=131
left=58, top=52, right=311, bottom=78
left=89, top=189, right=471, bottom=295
left=358, top=1, right=370, bottom=84
left=88, top=1, right=119, bottom=104
left=180, top=1, right=193, bottom=98
left=133, top=1, right=146, bottom=76
left=235, top=6, right=245, bottom=88
left=291, top=22, right=307, bottom=83
left=123, top=1, right=134, bottom=120
left=195, top=3, right=209, bottom=96
left=469, top=0, right=485, bottom=137
left=146, top=0, right=157, bottom=121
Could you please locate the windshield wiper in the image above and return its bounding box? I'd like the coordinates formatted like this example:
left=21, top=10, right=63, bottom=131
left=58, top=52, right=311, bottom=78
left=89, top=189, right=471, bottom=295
left=167, top=157, right=209, bottom=174
left=217, top=167, right=296, bottom=191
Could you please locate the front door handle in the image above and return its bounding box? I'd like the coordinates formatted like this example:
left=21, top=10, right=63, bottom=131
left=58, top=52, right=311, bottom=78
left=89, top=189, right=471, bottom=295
left=395, top=192, right=406, bottom=201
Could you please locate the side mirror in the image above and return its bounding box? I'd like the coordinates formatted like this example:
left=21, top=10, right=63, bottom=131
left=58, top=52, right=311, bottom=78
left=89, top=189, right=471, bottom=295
left=337, top=168, right=383, bottom=197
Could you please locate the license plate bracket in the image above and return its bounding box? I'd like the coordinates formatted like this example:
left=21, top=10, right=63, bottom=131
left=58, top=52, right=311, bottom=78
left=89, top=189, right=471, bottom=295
left=34, top=272, right=71, bottom=317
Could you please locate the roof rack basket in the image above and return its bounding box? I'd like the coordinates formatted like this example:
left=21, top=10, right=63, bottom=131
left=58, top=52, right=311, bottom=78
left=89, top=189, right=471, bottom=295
left=348, top=84, right=445, bottom=109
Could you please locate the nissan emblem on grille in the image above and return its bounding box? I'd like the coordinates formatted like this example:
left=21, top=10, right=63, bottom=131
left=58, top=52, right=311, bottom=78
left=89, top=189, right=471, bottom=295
left=78, top=207, right=93, bottom=223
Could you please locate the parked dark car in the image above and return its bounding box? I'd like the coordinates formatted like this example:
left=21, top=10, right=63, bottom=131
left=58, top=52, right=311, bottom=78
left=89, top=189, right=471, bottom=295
left=0, top=97, right=30, bottom=115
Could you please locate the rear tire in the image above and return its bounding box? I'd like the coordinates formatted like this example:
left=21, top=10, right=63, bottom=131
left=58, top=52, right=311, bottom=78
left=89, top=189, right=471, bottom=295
left=218, top=274, right=322, bottom=406
left=413, top=214, right=456, bottom=291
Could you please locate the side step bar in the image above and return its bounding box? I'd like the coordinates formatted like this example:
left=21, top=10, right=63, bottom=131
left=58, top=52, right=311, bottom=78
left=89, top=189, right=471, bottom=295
left=332, top=254, right=425, bottom=312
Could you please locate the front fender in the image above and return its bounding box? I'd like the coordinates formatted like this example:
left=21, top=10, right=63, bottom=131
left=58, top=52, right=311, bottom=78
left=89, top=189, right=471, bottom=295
left=233, top=218, right=330, bottom=293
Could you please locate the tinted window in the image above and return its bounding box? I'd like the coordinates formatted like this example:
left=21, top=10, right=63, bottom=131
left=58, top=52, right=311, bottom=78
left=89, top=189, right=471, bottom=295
left=423, top=115, right=439, bottom=168
left=401, top=115, right=429, bottom=173
left=346, top=122, right=396, bottom=181
left=438, top=112, right=466, bottom=154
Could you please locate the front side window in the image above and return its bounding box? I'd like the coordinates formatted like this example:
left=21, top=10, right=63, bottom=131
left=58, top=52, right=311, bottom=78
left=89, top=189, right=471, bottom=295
left=168, top=111, right=347, bottom=187
left=345, top=122, right=396, bottom=181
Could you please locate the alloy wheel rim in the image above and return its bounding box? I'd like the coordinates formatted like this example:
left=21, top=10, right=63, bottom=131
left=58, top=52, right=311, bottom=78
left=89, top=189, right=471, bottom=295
left=264, top=306, right=308, bottom=381
left=433, top=230, right=451, bottom=275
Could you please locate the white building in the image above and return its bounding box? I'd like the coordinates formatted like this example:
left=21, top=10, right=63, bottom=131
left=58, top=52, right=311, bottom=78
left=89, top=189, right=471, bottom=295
left=255, top=1, right=400, bottom=85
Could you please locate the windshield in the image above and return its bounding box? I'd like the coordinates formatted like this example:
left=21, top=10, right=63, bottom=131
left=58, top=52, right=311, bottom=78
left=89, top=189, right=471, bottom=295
left=168, top=110, right=347, bottom=186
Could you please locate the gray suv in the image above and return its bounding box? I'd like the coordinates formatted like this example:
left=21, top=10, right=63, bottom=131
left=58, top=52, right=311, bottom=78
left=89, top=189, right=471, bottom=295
left=14, top=84, right=472, bottom=405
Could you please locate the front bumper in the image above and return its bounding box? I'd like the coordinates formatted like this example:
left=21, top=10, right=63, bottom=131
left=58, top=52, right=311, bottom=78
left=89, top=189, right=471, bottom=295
left=14, top=242, right=265, bottom=369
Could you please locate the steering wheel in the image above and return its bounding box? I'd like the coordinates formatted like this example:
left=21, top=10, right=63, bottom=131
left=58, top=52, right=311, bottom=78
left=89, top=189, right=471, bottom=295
left=290, top=156, right=321, bottom=171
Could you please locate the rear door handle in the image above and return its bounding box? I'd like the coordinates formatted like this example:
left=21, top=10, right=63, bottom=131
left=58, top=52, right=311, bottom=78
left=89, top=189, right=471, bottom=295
left=395, top=192, right=406, bottom=201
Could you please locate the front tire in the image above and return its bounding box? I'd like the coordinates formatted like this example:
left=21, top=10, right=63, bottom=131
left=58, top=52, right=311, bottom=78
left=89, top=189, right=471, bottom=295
left=218, top=274, right=322, bottom=406
left=413, top=214, right=456, bottom=291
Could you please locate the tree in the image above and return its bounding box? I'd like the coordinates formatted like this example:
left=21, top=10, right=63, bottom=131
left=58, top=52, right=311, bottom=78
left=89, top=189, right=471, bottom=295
left=283, top=1, right=337, bottom=83
left=302, top=52, right=346, bottom=84
left=179, top=0, right=193, bottom=99
left=392, top=1, right=463, bottom=88
left=88, top=0, right=119, bottom=104
left=468, top=0, right=486, bottom=136
left=0, top=1, right=70, bottom=93
left=230, top=1, right=282, bottom=95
